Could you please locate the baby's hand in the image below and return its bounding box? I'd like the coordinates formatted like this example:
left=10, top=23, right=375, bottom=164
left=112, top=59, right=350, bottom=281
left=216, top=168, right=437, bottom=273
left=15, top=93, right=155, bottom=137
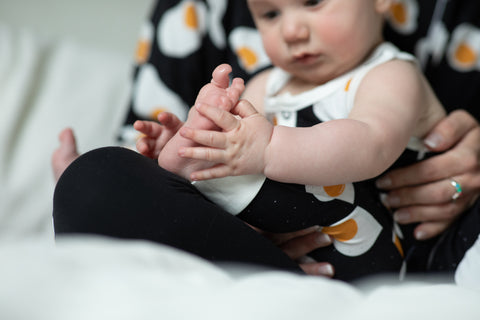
left=179, top=100, right=274, bottom=181
left=158, top=64, right=245, bottom=179
left=134, top=112, right=183, bottom=159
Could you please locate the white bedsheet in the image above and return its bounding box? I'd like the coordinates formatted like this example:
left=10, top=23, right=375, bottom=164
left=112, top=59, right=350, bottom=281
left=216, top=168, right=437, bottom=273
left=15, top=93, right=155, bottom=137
left=0, top=24, right=131, bottom=240
left=0, top=236, right=478, bottom=320
left=0, top=22, right=479, bottom=320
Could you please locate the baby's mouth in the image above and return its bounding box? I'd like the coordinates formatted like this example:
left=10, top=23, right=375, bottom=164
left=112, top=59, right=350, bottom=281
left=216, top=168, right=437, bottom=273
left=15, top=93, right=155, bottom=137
left=293, top=53, right=320, bottom=65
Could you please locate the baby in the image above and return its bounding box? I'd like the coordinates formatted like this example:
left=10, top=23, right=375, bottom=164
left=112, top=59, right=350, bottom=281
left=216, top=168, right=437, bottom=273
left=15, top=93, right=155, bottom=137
left=135, top=0, right=446, bottom=281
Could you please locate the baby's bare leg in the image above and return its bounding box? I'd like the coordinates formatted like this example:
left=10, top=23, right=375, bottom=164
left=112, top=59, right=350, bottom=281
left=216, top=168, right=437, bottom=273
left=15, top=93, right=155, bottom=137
left=52, top=128, right=80, bottom=181
left=158, top=64, right=244, bottom=179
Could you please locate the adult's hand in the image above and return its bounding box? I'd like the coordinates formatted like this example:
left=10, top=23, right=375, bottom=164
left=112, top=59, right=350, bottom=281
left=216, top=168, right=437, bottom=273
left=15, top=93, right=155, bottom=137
left=255, top=225, right=335, bottom=277
left=376, top=110, right=480, bottom=240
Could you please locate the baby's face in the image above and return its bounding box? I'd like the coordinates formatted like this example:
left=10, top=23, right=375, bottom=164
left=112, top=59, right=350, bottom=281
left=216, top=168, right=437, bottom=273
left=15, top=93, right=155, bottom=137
left=248, top=0, right=391, bottom=84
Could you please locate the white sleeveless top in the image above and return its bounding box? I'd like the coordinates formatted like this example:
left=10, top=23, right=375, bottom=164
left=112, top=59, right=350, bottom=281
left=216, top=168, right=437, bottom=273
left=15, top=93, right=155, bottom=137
left=264, top=42, right=415, bottom=124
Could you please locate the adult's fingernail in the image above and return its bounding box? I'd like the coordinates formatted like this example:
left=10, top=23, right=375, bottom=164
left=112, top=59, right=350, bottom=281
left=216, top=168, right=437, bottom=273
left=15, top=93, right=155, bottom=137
left=379, top=193, right=400, bottom=207
left=318, top=264, right=334, bottom=277
left=379, top=193, right=388, bottom=207
left=315, top=232, right=332, bottom=245
left=424, top=132, right=443, bottom=149
left=393, top=210, right=411, bottom=223
left=376, top=176, right=392, bottom=189
left=297, top=256, right=316, bottom=264
left=415, top=230, right=428, bottom=241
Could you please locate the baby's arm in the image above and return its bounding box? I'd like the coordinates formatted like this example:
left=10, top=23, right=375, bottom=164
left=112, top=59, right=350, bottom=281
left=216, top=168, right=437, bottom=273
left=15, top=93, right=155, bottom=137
left=263, top=60, right=445, bottom=185
left=180, top=60, right=445, bottom=185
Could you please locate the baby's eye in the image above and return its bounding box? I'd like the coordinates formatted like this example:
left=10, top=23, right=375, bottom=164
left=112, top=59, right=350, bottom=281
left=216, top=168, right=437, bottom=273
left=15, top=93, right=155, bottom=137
left=304, top=0, right=323, bottom=7
left=262, top=10, right=279, bottom=19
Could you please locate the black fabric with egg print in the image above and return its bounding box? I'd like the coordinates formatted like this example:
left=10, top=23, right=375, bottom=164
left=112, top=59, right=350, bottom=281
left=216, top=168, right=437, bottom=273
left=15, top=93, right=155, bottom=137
left=237, top=103, right=433, bottom=282
left=105, top=0, right=480, bottom=280
left=118, top=0, right=271, bottom=147
left=384, top=0, right=480, bottom=116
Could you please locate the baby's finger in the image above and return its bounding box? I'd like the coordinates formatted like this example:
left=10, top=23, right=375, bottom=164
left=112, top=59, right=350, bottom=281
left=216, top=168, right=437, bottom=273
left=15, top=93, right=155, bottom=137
left=157, top=112, right=183, bottom=130
left=179, top=127, right=227, bottom=148
left=179, top=146, right=226, bottom=163
left=195, top=103, right=239, bottom=131
left=134, top=120, right=162, bottom=137
left=190, top=165, right=232, bottom=181
left=231, top=99, right=260, bottom=118
left=136, top=138, right=156, bottom=158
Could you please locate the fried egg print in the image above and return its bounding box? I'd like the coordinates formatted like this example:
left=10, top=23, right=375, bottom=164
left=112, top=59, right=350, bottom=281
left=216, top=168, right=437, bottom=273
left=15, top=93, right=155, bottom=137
left=206, top=0, right=227, bottom=49
left=158, top=0, right=207, bottom=58
left=229, top=27, right=271, bottom=74
left=133, top=64, right=188, bottom=121
left=305, top=183, right=355, bottom=205
left=387, top=0, right=419, bottom=35
left=322, top=206, right=382, bottom=257
left=135, top=21, right=154, bottom=64
left=447, top=23, right=480, bottom=72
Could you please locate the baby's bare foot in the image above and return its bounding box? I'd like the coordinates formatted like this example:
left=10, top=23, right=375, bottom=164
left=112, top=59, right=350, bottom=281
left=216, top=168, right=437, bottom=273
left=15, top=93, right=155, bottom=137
left=186, top=64, right=244, bottom=131
left=158, top=64, right=245, bottom=179
left=52, top=128, right=79, bottom=181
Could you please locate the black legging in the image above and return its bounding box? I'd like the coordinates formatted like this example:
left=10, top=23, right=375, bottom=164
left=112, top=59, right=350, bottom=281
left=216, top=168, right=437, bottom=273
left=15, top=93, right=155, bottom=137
left=53, top=146, right=480, bottom=280
left=53, top=146, right=301, bottom=273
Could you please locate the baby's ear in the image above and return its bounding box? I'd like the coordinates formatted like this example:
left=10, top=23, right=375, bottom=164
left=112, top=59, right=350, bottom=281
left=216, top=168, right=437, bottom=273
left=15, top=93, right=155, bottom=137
left=375, top=0, right=393, bottom=14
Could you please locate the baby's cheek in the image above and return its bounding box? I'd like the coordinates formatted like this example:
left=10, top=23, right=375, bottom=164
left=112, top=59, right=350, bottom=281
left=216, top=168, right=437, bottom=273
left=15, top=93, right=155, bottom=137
left=262, top=37, right=282, bottom=63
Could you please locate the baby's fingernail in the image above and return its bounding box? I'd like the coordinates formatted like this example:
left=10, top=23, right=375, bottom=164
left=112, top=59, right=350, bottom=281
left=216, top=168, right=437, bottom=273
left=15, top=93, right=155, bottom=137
left=376, top=176, right=392, bottom=188
left=424, top=132, right=443, bottom=149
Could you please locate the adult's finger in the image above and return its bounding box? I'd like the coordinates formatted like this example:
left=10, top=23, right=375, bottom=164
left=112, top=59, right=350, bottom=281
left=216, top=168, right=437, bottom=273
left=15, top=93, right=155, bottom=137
left=412, top=220, right=454, bottom=241
left=392, top=195, right=470, bottom=224
left=381, top=176, right=471, bottom=208
left=278, top=230, right=333, bottom=260
left=423, top=109, right=478, bottom=151
left=299, top=261, right=335, bottom=277
left=377, top=134, right=480, bottom=191
left=248, top=225, right=335, bottom=277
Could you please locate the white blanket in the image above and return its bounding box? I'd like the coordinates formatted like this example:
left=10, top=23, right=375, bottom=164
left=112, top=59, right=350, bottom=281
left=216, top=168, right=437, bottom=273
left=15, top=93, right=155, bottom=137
left=0, top=22, right=479, bottom=320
